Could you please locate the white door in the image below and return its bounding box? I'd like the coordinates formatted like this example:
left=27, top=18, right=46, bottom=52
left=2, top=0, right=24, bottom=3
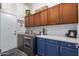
left=1, top=12, right=17, bottom=52
left=0, top=13, right=1, bottom=49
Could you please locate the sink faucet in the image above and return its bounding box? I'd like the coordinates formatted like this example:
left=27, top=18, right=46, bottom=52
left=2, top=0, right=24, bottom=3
left=42, top=28, right=47, bottom=35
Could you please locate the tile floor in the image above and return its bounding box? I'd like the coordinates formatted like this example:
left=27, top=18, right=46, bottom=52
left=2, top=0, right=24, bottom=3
left=1, top=48, right=27, bottom=56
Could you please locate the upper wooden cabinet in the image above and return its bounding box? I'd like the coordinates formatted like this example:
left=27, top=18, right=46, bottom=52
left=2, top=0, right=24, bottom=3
left=40, top=9, right=48, bottom=25
left=60, top=3, right=78, bottom=24
left=25, top=16, right=29, bottom=27
left=29, top=15, right=34, bottom=27
left=34, top=13, right=40, bottom=26
left=48, top=4, right=60, bottom=25
left=25, top=3, right=78, bottom=27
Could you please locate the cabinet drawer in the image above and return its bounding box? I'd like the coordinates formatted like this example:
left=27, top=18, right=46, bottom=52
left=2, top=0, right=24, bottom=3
left=60, top=41, right=76, bottom=49
left=46, top=39, right=59, bottom=45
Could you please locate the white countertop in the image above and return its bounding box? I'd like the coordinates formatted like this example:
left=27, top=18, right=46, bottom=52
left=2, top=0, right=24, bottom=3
left=36, top=35, right=79, bottom=44
left=18, top=33, right=79, bottom=44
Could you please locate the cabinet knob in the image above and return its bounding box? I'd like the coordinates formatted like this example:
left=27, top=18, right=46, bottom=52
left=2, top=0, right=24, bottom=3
left=68, top=44, right=71, bottom=46
left=39, top=39, right=42, bottom=40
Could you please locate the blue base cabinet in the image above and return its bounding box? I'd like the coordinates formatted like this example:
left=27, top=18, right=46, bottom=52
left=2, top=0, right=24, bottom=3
left=46, top=43, right=59, bottom=56
left=37, top=38, right=46, bottom=56
left=37, top=37, right=78, bottom=56
left=46, top=39, right=59, bottom=56
left=60, top=47, right=78, bottom=56
left=60, top=41, right=78, bottom=56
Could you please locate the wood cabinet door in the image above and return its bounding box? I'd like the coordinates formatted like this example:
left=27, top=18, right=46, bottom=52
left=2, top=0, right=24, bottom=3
left=40, top=9, right=48, bottom=25
left=60, top=3, right=78, bottom=24
left=25, top=16, right=29, bottom=27
left=29, top=15, right=34, bottom=27
left=48, top=4, right=60, bottom=25
left=34, top=13, right=40, bottom=26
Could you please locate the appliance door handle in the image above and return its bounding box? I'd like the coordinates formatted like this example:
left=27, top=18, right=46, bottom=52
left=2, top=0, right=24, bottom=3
left=24, top=37, right=31, bottom=40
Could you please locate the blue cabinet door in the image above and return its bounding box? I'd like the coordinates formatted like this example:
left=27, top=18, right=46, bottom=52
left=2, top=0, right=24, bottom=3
left=37, top=38, right=46, bottom=56
left=61, top=46, right=78, bottom=56
left=46, top=43, right=59, bottom=56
